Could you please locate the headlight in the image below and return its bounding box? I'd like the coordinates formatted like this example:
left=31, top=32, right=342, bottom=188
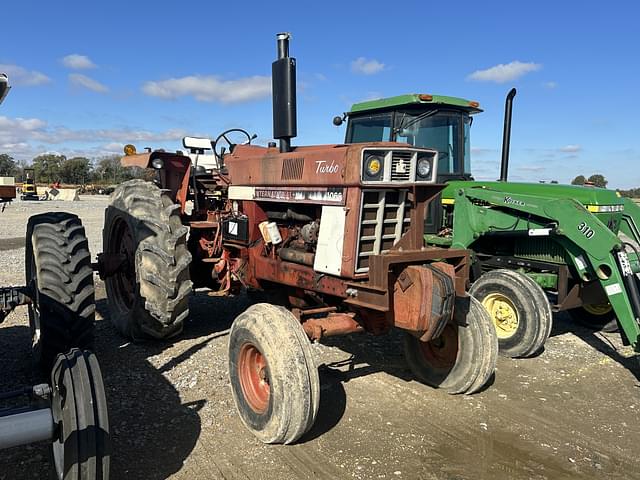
left=151, top=158, right=164, bottom=169
left=416, top=157, right=432, bottom=179
left=363, top=153, right=384, bottom=180
left=366, top=156, right=382, bottom=176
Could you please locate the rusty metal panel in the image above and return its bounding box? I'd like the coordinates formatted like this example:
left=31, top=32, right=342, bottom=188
left=251, top=254, right=348, bottom=297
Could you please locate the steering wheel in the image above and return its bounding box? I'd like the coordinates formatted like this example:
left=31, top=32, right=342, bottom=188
left=213, top=128, right=253, bottom=160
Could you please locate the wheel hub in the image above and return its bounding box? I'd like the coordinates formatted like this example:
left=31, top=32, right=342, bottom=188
left=482, top=293, right=519, bottom=339
left=418, top=324, right=458, bottom=370
left=583, top=302, right=612, bottom=316
left=238, top=343, right=270, bottom=414
left=110, top=218, right=136, bottom=311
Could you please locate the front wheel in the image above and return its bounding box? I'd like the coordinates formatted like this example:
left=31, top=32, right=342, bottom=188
left=404, top=295, right=498, bottom=394
left=228, top=303, right=320, bottom=444
left=470, top=269, right=553, bottom=358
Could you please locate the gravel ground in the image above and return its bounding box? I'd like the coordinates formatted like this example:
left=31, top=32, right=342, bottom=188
left=1, top=196, right=640, bottom=480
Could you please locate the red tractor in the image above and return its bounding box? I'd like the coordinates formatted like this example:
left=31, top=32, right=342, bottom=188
left=98, top=33, right=497, bottom=444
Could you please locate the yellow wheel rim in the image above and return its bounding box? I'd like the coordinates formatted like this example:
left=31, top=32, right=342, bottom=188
left=482, top=293, right=519, bottom=339
left=583, top=302, right=612, bottom=316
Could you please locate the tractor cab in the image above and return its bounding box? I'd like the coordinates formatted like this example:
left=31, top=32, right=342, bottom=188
left=342, top=94, right=482, bottom=231
left=343, top=94, right=481, bottom=182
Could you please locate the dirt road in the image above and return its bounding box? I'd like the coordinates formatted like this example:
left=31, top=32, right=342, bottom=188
left=1, top=197, right=639, bottom=480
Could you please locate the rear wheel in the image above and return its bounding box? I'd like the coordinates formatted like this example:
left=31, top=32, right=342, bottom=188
left=404, top=295, right=498, bottom=394
left=470, top=269, right=552, bottom=358
left=103, top=180, right=192, bottom=339
left=568, top=303, right=618, bottom=332
left=25, top=212, right=95, bottom=370
left=228, top=303, right=320, bottom=444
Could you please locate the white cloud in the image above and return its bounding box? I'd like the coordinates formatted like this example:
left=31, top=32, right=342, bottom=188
left=61, top=54, right=96, bottom=70
left=0, top=114, right=188, bottom=159
left=0, top=64, right=50, bottom=86
left=69, top=74, right=109, bottom=93
left=559, top=144, right=581, bottom=153
left=142, top=75, right=271, bottom=103
left=351, top=57, right=385, bottom=75
left=467, top=61, right=541, bottom=83
left=543, top=81, right=558, bottom=89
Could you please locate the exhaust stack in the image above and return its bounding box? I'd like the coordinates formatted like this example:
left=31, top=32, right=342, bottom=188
left=272, top=33, right=297, bottom=153
left=499, top=88, right=517, bottom=182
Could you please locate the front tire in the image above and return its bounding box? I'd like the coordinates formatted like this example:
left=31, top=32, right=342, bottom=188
left=470, top=269, right=552, bottom=358
left=103, top=180, right=192, bottom=339
left=228, top=303, right=320, bottom=444
left=25, top=212, right=95, bottom=370
left=404, top=295, right=498, bottom=394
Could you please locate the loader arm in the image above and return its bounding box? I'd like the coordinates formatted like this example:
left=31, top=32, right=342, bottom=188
left=451, top=186, right=640, bottom=351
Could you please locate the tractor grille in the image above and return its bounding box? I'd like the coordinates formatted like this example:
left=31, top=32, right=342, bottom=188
left=390, top=151, right=413, bottom=182
left=514, top=238, right=566, bottom=264
left=281, top=157, right=304, bottom=180
left=356, top=189, right=413, bottom=273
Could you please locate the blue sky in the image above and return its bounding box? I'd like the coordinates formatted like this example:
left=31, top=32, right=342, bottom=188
left=1, top=0, right=639, bottom=187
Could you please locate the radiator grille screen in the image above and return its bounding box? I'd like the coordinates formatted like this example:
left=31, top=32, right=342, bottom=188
left=356, top=189, right=413, bottom=273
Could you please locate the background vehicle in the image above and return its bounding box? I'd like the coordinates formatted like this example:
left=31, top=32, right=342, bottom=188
left=339, top=90, right=640, bottom=360
left=20, top=167, right=39, bottom=201
left=97, top=34, right=498, bottom=444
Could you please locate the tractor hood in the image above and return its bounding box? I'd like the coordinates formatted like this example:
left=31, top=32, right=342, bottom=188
left=442, top=181, right=623, bottom=207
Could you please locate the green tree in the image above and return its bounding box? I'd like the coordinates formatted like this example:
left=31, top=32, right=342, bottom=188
left=32, top=153, right=66, bottom=183
left=60, top=157, right=92, bottom=184
left=587, top=174, right=608, bottom=188
left=93, top=155, right=147, bottom=184
left=0, top=153, right=18, bottom=176
left=571, top=175, right=586, bottom=185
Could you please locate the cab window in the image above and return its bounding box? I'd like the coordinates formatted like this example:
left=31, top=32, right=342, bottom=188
left=347, top=113, right=392, bottom=143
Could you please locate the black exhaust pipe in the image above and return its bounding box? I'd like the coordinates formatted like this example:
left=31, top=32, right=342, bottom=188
left=272, top=33, right=297, bottom=153
left=499, top=88, right=517, bottom=182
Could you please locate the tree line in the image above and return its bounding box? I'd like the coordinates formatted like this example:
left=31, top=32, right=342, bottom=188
left=570, top=174, right=608, bottom=188
left=0, top=153, right=148, bottom=185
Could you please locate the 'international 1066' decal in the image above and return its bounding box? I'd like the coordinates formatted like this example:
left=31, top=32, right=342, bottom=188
left=255, top=187, right=344, bottom=205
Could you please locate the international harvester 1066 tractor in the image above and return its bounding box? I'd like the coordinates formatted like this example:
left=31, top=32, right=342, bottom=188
left=98, top=34, right=497, bottom=444
left=337, top=88, right=640, bottom=363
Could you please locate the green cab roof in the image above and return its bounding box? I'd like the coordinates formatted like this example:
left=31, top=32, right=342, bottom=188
left=349, top=93, right=483, bottom=115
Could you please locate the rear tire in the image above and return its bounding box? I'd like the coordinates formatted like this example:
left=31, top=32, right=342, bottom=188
left=568, top=304, right=618, bottom=333
left=470, top=269, right=552, bottom=358
left=25, top=212, right=95, bottom=370
left=103, top=180, right=192, bottom=339
left=404, top=295, right=498, bottom=394
left=228, top=303, right=320, bottom=444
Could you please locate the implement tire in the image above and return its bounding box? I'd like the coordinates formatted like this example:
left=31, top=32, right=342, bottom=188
left=51, top=349, right=110, bottom=480
left=103, top=180, right=192, bottom=339
left=25, top=212, right=95, bottom=370
left=470, top=269, right=552, bottom=358
left=404, top=295, right=498, bottom=395
left=228, top=303, right=320, bottom=444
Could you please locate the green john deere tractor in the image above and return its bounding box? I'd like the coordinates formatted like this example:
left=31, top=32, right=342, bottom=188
left=337, top=90, right=640, bottom=359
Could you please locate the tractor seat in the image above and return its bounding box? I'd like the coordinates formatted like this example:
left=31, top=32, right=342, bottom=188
left=183, top=136, right=221, bottom=174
